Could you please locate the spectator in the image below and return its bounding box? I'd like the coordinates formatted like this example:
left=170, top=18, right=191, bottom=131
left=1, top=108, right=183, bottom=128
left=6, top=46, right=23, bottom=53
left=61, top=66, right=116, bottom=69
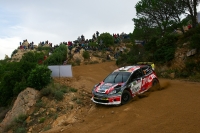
left=188, top=24, right=192, bottom=30
left=96, top=31, right=99, bottom=38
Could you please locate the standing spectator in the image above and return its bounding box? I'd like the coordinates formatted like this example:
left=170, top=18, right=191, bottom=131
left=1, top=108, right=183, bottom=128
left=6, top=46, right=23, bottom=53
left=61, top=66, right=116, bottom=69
left=188, top=24, right=192, bottom=30
left=96, top=31, right=99, bottom=38
left=93, top=33, right=96, bottom=40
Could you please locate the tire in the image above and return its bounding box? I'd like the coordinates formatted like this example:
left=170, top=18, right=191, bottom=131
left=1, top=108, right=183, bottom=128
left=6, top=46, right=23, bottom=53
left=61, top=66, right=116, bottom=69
left=151, top=79, right=160, bottom=91
left=121, top=90, right=131, bottom=105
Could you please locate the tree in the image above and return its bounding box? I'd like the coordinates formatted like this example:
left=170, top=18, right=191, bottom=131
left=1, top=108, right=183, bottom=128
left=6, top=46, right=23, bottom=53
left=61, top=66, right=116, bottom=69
left=132, top=17, right=157, bottom=42
left=134, top=0, right=186, bottom=39
left=181, top=0, right=200, bottom=28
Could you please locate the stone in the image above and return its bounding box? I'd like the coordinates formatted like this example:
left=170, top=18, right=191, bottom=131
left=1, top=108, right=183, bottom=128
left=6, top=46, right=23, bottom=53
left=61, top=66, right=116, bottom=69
left=169, top=73, right=175, bottom=79
left=50, top=108, right=56, bottom=112
left=0, top=88, right=40, bottom=129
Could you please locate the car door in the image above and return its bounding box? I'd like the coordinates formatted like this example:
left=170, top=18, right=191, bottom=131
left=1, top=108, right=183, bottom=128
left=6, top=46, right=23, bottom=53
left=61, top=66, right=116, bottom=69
left=129, top=69, right=143, bottom=94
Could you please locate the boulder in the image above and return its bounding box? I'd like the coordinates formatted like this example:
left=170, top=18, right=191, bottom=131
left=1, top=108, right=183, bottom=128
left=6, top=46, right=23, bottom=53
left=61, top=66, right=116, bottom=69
left=0, top=88, right=40, bottom=129
left=73, top=53, right=84, bottom=62
left=186, top=49, right=197, bottom=57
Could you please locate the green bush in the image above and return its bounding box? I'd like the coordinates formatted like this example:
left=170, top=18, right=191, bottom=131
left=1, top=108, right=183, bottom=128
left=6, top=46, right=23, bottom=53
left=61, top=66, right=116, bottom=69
left=13, top=81, right=27, bottom=96
left=154, top=34, right=178, bottom=63
left=15, top=127, right=26, bottom=133
left=43, top=125, right=51, bottom=131
left=98, top=33, right=114, bottom=46
left=75, top=59, right=81, bottom=66
left=39, top=117, right=46, bottom=123
left=44, top=44, right=67, bottom=65
left=154, top=46, right=176, bottom=63
left=88, top=42, right=98, bottom=47
left=41, top=87, right=52, bottom=96
left=35, top=100, right=45, bottom=107
left=21, top=52, right=45, bottom=63
left=190, top=34, right=200, bottom=50
left=37, top=46, right=51, bottom=51
left=53, top=90, right=64, bottom=101
left=27, top=65, right=52, bottom=90
left=69, top=87, right=77, bottom=92
left=144, top=37, right=159, bottom=52
left=14, top=114, right=27, bottom=124
left=82, top=51, right=90, bottom=59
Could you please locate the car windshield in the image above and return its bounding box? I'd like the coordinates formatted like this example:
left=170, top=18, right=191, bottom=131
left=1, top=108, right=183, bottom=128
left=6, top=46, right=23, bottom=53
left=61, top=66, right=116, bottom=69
left=104, top=72, right=131, bottom=83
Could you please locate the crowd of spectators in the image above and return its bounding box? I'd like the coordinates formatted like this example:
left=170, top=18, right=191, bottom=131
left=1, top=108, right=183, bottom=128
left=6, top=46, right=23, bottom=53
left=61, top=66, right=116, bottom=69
left=18, top=31, right=130, bottom=59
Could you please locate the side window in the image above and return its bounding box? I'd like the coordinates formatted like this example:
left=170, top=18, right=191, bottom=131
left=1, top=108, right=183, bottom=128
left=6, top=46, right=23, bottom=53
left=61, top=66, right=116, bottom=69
left=142, top=66, right=152, bottom=75
left=129, top=70, right=143, bottom=82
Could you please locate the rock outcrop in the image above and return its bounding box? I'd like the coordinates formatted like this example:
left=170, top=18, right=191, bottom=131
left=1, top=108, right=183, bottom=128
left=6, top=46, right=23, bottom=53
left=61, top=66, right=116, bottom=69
left=0, top=88, right=40, bottom=131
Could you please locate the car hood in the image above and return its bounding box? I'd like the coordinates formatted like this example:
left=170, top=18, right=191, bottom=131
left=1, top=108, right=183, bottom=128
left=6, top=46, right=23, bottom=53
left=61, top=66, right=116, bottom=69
left=95, top=82, right=123, bottom=94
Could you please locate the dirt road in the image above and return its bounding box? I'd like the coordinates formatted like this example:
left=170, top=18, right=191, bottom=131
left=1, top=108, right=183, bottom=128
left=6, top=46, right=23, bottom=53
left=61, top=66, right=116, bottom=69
left=47, top=61, right=200, bottom=133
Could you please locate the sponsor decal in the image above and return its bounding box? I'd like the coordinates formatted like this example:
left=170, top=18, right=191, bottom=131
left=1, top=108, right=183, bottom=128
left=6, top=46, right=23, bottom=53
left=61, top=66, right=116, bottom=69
left=105, top=83, right=113, bottom=86
left=142, top=74, right=156, bottom=86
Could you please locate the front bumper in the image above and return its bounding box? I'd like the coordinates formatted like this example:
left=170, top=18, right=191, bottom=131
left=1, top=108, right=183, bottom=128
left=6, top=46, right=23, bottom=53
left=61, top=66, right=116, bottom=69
left=91, top=97, right=121, bottom=105
left=91, top=92, right=121, bottom=105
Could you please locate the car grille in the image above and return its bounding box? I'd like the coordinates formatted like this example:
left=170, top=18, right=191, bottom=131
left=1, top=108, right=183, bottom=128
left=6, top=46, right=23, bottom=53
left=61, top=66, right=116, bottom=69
left=94, top=98, right=109, bottom=103
left=94, top=95, right=109, bottom=103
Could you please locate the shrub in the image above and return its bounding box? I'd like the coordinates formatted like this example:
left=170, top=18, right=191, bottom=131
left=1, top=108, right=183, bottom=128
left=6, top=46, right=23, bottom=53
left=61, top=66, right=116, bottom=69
left=190, top=34, right=200, bottom=50
left=88, top=42, right=98, bottom=47
left=98, top=33, right=114, bottom=46
left=21, top=51, right=45, bottom=63
left=14, top=114, right=27, bottom=124
left=69, top=87, right=77, bottom=92
left=13, top=81, right=27, bottom=96
left=43, top=125, right=51, bottom=131
left=35, top=100, right=45, bottom=107
left=44, top=44, right=67, bottom=65
left=154, top=34, right=178, bottom=63
left=27, top=65, right=52, bottom=90
left=39, top=117, right=46, bottom=123
left=75, top=59, right=81, bottom=66
left=53, top=90, right=64, bottom=101
left=82, top=51, right=90, bottom=59
left=37, top=46, right=51, bottom=51
left=41, top=87, right=52, bottom=96
left=15, top=127, right=26, bottom=133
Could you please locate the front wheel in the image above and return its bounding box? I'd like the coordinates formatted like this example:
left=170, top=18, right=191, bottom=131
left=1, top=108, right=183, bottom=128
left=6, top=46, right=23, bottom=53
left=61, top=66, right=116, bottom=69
left=121, top=90, right=131, bottom=105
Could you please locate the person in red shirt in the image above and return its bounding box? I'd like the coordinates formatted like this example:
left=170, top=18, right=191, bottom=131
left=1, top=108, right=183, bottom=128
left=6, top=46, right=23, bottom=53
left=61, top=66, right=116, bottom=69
left=188, top=24, right=192, bottom=30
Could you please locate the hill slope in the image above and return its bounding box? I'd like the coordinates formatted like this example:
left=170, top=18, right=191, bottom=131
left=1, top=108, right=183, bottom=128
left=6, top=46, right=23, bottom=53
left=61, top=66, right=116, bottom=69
left=45, top=61, right=200, bottom=133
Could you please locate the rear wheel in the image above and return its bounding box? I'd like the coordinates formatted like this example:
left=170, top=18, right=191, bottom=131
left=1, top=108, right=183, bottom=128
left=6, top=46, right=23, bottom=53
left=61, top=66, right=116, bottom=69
left=151, top=79, right=160, bottom=91
left=121, top=90, right=131, bottom=105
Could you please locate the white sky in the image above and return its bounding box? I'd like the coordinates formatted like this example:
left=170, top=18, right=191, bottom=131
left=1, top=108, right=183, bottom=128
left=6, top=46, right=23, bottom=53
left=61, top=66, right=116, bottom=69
left=0, top=0, right=139, bottom=60
left=0, top=1, right=200, bottom=60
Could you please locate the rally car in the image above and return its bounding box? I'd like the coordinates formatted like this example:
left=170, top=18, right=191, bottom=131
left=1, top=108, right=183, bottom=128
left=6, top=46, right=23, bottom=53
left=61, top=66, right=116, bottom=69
left=91, top=65, right=159, bottom=105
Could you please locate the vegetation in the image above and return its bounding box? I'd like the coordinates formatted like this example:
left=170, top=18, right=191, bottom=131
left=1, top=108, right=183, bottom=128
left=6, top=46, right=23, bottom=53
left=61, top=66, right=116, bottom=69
left=133, top=0, right=200, bottom=41
left=27, top=65, right=52, bottom=90
left=98, top=33, right=114, bottom=46
left=44, top=44, right=67, bottom=65
left=0, top=0, right=200, bottom=112
left=0, top=45, right=66, bottom=106
left=82, top=51, right=90, bottom=60
left=4, top=114, right=28, bottom=133
left=40, top=83, right=77, bottom=101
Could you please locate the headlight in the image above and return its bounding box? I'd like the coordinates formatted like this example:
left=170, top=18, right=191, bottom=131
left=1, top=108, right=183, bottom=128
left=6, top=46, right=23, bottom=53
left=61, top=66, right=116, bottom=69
left=109, top=90, right=117, bottom=95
